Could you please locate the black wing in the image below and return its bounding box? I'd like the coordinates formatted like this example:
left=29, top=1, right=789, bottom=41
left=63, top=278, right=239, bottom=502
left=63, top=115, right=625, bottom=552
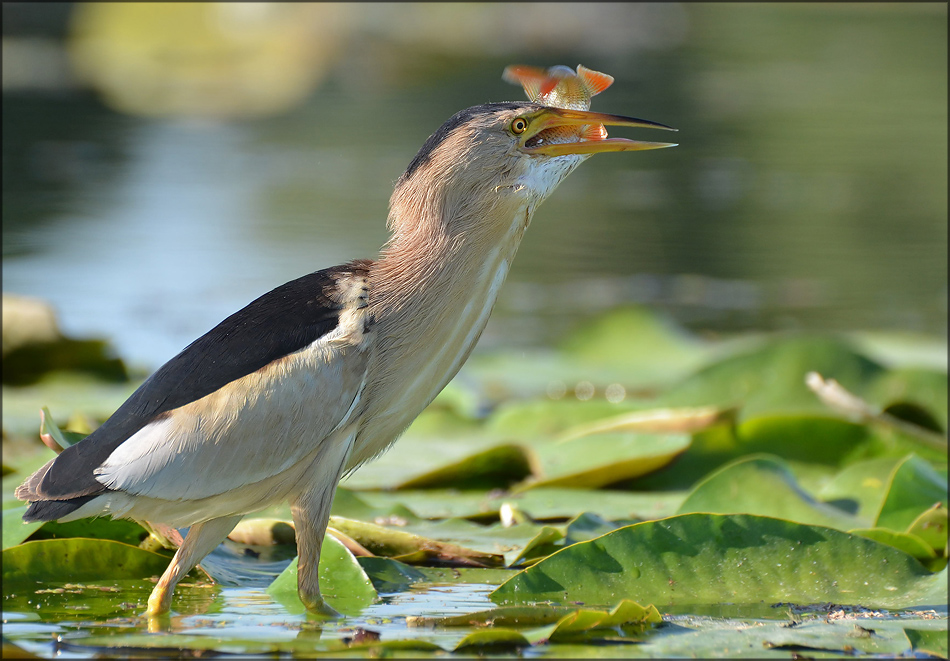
left=18, top=260, right=373, bottom=508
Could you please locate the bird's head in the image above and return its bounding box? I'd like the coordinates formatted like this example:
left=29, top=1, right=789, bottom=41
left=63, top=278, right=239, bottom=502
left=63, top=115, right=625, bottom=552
left=387, top=101, right=676, bottom=249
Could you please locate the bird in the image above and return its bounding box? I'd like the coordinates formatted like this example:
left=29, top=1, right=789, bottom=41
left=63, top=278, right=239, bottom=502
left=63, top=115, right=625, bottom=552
left=16, top=65, right=677, bottom=618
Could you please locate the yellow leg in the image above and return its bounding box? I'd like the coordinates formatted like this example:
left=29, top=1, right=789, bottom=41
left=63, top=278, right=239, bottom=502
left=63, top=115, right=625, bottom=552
left=146, top=514, right=243, bottom=616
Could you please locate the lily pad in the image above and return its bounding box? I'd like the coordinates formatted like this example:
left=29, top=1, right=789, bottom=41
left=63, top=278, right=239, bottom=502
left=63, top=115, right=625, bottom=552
left=546, top=599, right=661, bottom=643
left=847, top=528, right=937, bottom=565
left=3, top=538, right=173, bottom=585
left=906, top=503, right=948, bottom=555
left=865, top=366, right=948, bottom=432
left=26, top=517, right=148, bottom=547
left=817, top=456, right=903, bottom=523
left=492, top=513, right=947, bottom=609
left=905, top=627, right=949, bottom=657
left=487, top=398, right=639, bottom=439
left=564, top=512, right=629, bottom=545
left=659, top=335, right=885, bottom=419
left=629, top=414, right=870, bottom=491
left=413, top=599, right=661, bottom=648
left=355, top=487, right=687, bottom=522
left=265, top=532, right=377, bottom=616
left=515, top=431, right=691, bottom=491
left=408, top=604, right=575, bottom=628
left=394, top=443, right=535, bottom=490
left=453, top=627, right=531, bottom=650
left=558, top=405, right=736, bottom=439
left=875, top=454, right=948, bottom=531
left=339, top=409, right=495, bottom=490
left=676, top=455, right=862, bottom=530
left=357, top=556, right=515, bottom=592
left=557, top=306, right=718, bottom=387
left=2, top=506, right=45, bottom=550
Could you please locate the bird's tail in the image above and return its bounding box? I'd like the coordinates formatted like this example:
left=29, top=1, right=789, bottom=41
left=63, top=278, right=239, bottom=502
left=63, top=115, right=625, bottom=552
left=15, top=458, right=97, bottom=522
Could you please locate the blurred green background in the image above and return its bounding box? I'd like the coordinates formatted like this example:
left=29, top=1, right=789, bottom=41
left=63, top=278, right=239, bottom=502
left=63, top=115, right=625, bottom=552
left=2, top=2, right=947, bottom=371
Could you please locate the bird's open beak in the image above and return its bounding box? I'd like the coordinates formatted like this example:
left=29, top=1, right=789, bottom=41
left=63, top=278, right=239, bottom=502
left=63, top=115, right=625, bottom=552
left=520, top=107, right=678, bottom=156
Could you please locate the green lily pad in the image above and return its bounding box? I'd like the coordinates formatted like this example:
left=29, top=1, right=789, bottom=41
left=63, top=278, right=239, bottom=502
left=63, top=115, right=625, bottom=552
left=865, top=366, right=948, bottom=432
left=3, top=538, right=173, bottom=585
left=818, top=456, right=904, bottom=524
left=659, top=335, right=885, bottom=419
left=546, top=599, right=661, bottom=643
left=564, top=512, right=629, bottom=545
left=2, top=449, right=58, bottom=507
left=27, top=517, right=148, bottom=547
left=849, top=330, right=948, bottom=373
left=557, top=306, right=718, bottom=387
left=733, top=414, right=872, bottom=466
left=507, top=525, right=564, bottom=567
left=677, top=455, right=862, bottom=530
left=394, top=443, right=534, bottom=490
left=906, top=504, right=948, bottom=555
left=515, top=431, right=691, bottom=491
left=492, top=513, right=946, bottom=609
left=629, top=414, right=870, bottom=491
left=453, top=627, right=531, bottom=650
left=339, top=409, right=498, bottom=490
left=905, top=627, right=949, bottom=657
left=875, top=454, right=948, bottom=531
left=408, top=604, right=575, bottom=628
left=55, top=631, right=445, bottom=657
left=487, top=398, right=640, bottom=439
left=265, top=532, right=377, bottom=616
left=453, top=348, right=660, bottom=409
left=357, top=556, right=515, bottom=592
left=848, top=528, right=937, bottom=565
left=559, top=405, right=736, bottom=439
left=413, top=599, right=661, bottom=647
left=356, top=556, right=428, bottom=591
left=2, top=506, right=45, bottom=550
left=355, top=487, right=687, bottom=522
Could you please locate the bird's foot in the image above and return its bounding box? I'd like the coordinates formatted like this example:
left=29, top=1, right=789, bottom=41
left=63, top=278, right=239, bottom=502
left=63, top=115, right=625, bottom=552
left=300, top=591, right=342, bottom=619
left=146, top=584, right=173, bottom=617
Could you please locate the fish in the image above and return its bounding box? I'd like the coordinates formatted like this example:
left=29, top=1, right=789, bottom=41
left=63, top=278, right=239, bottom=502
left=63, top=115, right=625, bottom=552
left=503, top=63, right=616, bottom=143
left=502, top=63, right=614, bottom=111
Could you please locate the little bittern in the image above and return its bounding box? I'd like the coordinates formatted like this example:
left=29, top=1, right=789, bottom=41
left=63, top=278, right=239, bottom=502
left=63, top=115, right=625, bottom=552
left=17, top=65, right=676, bottom=617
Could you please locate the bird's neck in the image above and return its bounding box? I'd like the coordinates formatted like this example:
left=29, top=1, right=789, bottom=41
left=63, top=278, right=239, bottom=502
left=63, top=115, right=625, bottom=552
left=371, top=183, right=533, bottom=320
left=353, top=191, right=533, bottom=463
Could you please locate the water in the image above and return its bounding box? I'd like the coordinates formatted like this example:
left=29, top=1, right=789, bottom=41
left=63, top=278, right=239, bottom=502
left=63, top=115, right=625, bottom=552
left=2, top=581, right=498, bottom=657
left=3, top=4, right=946, bottom=373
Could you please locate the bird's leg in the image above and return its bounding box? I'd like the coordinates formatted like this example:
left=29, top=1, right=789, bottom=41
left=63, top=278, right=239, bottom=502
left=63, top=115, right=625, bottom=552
left=289, top=427, right=357, bottom=618
left=146, top=514, right=243, bottom=616
left=291, top=479, right=344, bottom=618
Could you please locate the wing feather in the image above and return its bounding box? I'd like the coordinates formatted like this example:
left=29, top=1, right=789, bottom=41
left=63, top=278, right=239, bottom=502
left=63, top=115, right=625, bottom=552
left=17, top=260, right=373, bottom=505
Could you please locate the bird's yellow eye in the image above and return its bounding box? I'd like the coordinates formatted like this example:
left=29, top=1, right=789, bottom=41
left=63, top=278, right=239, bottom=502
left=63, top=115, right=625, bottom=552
left=510, top=118, right=528, bottom=135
